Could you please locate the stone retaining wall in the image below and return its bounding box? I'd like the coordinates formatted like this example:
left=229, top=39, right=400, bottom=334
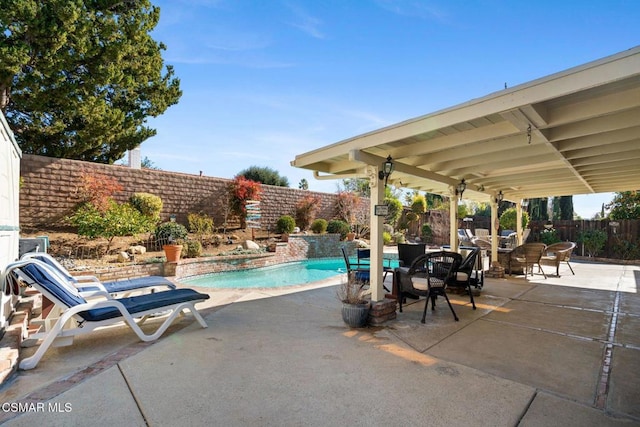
left=19, top=154, right=368, bottom=232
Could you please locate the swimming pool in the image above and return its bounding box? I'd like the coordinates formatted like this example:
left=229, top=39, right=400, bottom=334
left=182, top=258, right=349, bottom=289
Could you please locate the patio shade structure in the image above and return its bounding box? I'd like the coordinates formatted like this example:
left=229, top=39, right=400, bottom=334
left=291, top=46, right=640, bottom=301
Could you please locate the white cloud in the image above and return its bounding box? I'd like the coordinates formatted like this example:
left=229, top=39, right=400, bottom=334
left=375, top=0, right=449, bottom=22
left=285, top=3, right=326, bottom=39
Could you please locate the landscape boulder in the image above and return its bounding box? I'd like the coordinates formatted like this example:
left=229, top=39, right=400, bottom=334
left=243, top=240, right=260, bottom=250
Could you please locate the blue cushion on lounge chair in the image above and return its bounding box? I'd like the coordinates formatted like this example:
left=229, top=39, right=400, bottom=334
left=23, top=252, right=176, bottom=293
left=78, top=277, right=176, bottom=294
left=80, top=289, right=210, bottom=322
left=20, top=263, right=209, bottom=322
left=21, top=263, right=86, bottom=307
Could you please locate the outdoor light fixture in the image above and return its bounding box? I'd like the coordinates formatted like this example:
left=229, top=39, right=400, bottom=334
left=455, top=179, right=466, bottom=201
left=495, top=191, right=503, bottom=204
left=378, top=155, right=394, bottom=186
left=521, top=198, right=529, bottom=208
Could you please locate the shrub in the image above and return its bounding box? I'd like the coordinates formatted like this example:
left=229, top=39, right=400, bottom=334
left=578, top=229, right=607, bottom=257
left=457, top=204, right=469, bottom=219
left=611, top=236, right=640, bottom=260
left=397, top=217, right=410, bottom=232
left=393, top=232, right=406, bottom=244
left=327, top=219, right=350, bottom=240
left=499, top=207, right=529, bottom=231
left=406, top=211, right=419, bottom=222
left=411, top=194, right=427, bottom=214
left=188, top=212, right=214, bottom=239
left=334, top=191, right=360, bottom=225
left=69, top=200, right=155, bottom=253
left=310, top=218, right=328, bottom=234
left=295, top=195, right=320, bottom=231
left=421, top=224, right=433, bottom=241
left=228, top=176, right=262, bottom=228
left=384, top=197, right=403, bottom=227
left=276, top=215, right=296, bottom=234
left=540, top=228, right=561, bottom=245
left=182, top=240, right=202, bottom=258
left=130, top=193, right=162, bottom=222
left=155, top=221, right=188, bottom=245
left=77, top=171, right=123, bottom=212
left=382, top=231, right=392, bottom=245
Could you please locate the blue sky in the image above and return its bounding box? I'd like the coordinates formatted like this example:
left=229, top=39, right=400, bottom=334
left=137, top=0, right=639, bottom=219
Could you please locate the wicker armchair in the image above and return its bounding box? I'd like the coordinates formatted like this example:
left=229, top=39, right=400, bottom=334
left=508, top=243, right=547, bottom=278
left=540, top=242, right=576, bottom=277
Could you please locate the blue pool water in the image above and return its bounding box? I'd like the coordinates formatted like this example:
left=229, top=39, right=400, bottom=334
left=182, top=257, right=401, bottom=289
left=182, top=258, right=348, bottom=289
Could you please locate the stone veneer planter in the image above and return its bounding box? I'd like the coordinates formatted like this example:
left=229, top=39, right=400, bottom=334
left=170, top=234, right=357, bottom=279
left=74, top=234, right=359, bottom=282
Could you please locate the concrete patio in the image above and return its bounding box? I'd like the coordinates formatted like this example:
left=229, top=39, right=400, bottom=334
left=0, top=260, right=638, bottom=426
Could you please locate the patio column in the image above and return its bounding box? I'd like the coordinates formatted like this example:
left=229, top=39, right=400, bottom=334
left=368, top=166, right=385, bottom=302
left=449, top=186, right=458, bottom=252
left=516, top=202, right=524, bottom=245
left=490, top=197, right=499, bottom=263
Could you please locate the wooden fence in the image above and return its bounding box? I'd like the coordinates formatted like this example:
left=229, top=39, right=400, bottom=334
left=403, top=211, right=640, bottom=260
left=468, top=216, right=639, bottom=259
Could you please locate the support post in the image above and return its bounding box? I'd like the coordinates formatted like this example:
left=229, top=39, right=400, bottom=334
left=449, top=187, right=459, bottom=252
left=516, top=202, right=523, bottom=245
left=490, top=198, right=499, bottom=263
left=369, top=166, right=385, bottom=302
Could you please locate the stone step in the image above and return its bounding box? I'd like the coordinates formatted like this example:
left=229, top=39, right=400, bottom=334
left=0, top=295, right=38, bottom=385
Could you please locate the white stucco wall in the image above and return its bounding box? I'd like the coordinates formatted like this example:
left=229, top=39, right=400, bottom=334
left=0, top=112, right=21, bottom=330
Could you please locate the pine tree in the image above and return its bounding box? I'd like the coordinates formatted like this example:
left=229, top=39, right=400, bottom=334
left=0, top=0, right=181, bottom=163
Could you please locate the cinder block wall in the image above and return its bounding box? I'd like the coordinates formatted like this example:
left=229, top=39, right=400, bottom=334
left=19, top=154, right=368, bottom=231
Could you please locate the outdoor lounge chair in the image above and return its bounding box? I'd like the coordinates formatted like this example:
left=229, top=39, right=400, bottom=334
left=396, top=251, right=462, bottom=323
left=1, top=259, right=209, bottom=370
left=21, top=252, right=175, bottom=297
left=457, top=229, right=474, bottom=244
left=474, top=228, right=490, bottom=239
left=539, top=241, right=576, bottom=276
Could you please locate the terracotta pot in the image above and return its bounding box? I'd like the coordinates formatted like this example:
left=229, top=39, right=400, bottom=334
left=346, top=232, right=356, bottom=241
left=163, top=244, right=183, bottom=262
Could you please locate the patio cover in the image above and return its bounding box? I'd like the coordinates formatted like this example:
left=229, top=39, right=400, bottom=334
left=291, top=46, right=640, bottom=300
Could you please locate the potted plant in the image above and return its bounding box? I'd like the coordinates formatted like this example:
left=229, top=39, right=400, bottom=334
left=155, top=221, right=188, bottom=262
left=337, top=272, right=370, bottom=328
left=276, top=215, right=296, bottom=242
left=346, top=227, right=357, bottom=241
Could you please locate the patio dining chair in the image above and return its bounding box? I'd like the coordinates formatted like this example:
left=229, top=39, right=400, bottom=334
left=341, top=247, right=369, bottom=283
left=448, top=247, right=480, bottom=309
left=355, top=248, right=392, bottom=288
left=396, top=251, right=463, bottom=323
left=396, top=243, right=426, bottom=267
left=341, top=247, right=390, bottom=291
